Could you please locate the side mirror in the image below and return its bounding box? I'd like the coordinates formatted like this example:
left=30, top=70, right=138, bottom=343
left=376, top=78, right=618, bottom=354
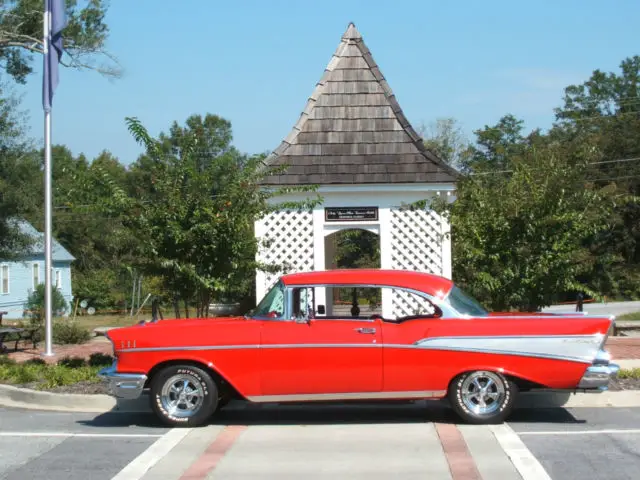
left=317, top=305, right=326, bottom=315
left=295, top=316, right=311, bottom=325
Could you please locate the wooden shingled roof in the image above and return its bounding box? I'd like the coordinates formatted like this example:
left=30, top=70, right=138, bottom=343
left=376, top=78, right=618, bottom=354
left=260, top=23, right=458, bottom=186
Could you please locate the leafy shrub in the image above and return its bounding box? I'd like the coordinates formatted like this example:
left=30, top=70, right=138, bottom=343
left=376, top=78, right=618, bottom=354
left=618, top=368, right=640, bottom=379
left=88, top=353, right=114, bottom=367
left=40, top=365, right=99, bottom=389
left=0, top=356, right=16, bottom=366
left=52, top=322, right=91, bottom=345
left=24, top=283, right=68, bottom=325
left=0, top=360, right=102, bottom=389
left=23, top=358, right=46, bottom=366
left=57, top=356, right=86, bottom=368
left=0, top=363, right=39, bottom=384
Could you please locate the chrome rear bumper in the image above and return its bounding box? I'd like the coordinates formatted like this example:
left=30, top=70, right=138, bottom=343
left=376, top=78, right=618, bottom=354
left=98, top=362, right=147, bottom=400
left=577, top=349, right=620, bottom=391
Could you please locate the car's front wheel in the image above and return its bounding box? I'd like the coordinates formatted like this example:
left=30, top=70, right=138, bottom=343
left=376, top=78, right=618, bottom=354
left=448, top=370, right=517, bottom=424
left=150, top=364, right=218, bottom=427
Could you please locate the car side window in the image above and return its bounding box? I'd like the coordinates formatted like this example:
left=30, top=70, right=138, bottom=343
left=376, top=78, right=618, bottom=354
left=291, top=287, right=314, bottom=320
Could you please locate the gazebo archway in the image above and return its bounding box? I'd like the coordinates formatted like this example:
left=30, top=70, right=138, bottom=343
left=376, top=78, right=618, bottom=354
left=254, top=23, right=458, bottom=319
left=324, top=226, right=380, bottom=317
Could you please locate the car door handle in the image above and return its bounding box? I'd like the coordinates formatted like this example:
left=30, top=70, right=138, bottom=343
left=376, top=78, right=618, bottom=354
left=355, top=327, right=376, bottom=334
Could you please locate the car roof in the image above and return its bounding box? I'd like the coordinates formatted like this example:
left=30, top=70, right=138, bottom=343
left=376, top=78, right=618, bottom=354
left=280, top=269, right=454, bottom=298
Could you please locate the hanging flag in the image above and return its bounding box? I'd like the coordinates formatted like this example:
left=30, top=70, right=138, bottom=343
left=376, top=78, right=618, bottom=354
left=42, top=0, right=68, bottom=112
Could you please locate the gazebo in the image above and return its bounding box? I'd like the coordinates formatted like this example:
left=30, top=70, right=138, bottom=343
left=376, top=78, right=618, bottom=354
left=255, top=23, right=458, bottom=319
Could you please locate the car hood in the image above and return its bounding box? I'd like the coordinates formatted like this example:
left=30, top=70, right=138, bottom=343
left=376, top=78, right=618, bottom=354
left=106, top=316, right=250, bottom=345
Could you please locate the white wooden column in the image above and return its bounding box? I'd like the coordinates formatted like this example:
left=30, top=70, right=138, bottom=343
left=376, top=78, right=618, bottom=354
left=379, top=207, right=394, bottom=319
left=312, top=207, right=327, bottom=316
left=440, top=214, right=452, bottom=280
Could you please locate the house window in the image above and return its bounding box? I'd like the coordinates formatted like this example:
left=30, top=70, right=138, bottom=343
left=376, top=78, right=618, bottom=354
left=55, top=269, right=61, bottom=289
left=0, top=265, right=8, bottom=294
left=33, top=263, right=39, bottom=288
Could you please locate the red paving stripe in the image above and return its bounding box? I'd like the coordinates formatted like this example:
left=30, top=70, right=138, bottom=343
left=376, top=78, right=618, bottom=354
left=435, top=423, right=482, bottom=480
left=179, top=425, right=246, bottom=480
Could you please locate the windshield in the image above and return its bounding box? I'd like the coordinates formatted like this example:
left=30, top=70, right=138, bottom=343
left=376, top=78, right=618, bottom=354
left=249, top=280, right=286, bottom=318
left=446, top=286, right=488, bottom=317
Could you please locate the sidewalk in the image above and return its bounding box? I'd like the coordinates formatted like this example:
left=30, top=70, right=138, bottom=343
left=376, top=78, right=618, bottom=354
left=6, top=336, right=113, bottom=364
left=606, top=336, right=640, bottom=360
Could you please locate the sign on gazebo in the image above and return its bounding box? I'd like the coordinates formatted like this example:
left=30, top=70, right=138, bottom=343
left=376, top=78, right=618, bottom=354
left=325, top=207, right=378, bottom=222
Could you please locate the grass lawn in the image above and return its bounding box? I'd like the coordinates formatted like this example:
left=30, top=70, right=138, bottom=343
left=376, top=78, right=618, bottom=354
left=617, top=311, right=640, bottom=321
left=71, top=314, right=142, bottom=331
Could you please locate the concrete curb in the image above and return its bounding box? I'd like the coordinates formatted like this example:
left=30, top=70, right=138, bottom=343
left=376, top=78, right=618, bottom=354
left=2, top=384, right=640, bottom=413
left=0, top=384, right=148, bottom=413
left=617, top=359, right=640, bottom=369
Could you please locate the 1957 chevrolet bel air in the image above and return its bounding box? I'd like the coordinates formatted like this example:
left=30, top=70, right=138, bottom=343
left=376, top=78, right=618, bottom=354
left=99, top=269, right=620, bottom=427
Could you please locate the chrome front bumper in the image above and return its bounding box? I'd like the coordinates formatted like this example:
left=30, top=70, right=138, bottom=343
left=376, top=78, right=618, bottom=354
left=98, top=362, right=147, bottom=400
left=577, top=349, right=620, bottom=391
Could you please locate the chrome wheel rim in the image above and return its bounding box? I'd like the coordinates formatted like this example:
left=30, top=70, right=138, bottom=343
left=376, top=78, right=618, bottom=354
left=461, top=371, right=506, bottom=415
left=160, top=374, right=205, bottom=418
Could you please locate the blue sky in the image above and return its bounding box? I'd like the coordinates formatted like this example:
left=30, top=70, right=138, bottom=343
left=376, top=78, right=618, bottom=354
left=13, top=0, right=640, bottom=165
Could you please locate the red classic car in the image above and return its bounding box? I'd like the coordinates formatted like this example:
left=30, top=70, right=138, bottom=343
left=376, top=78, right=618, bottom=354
left=99, top=269, right=619, bottom=427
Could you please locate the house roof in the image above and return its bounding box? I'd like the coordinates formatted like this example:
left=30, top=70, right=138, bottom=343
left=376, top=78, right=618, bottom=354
left=260, top=23, right=459, bottom=186
left=15, top=220, right=75, bottom=262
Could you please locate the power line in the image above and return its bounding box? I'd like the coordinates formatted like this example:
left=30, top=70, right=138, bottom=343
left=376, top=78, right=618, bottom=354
left=472, top=156, right=640, bottom=176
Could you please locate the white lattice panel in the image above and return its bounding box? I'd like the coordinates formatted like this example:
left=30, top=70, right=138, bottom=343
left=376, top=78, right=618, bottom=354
left=256, top=209, right=314, bottom=295
left=391, top=288, right=436, bottom=318
left=390, top=208, right=443, bottom=318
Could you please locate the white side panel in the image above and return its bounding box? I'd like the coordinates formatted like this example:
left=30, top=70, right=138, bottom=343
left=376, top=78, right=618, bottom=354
left=414, top=334, right=605, bottom=363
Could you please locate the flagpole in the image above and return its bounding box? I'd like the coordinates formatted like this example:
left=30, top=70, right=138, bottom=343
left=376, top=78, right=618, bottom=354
left=43, top=4, right=54, bottom=357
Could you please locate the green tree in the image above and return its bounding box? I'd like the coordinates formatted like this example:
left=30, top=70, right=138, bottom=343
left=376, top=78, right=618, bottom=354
left=431, top=141, right=620, bottom=312
left=91, top=114, right=320, bottom=318
left=468, top=114, right=529, bottom=172
left=419, top=117, right=472, bottom=170
left=551, top=56, right=640, bottom=299
left=0, top=0, right=119, bottom=83
left=0, top=86, right=35, bottom=259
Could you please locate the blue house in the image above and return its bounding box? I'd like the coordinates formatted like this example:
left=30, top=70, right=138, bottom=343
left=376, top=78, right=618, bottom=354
left=0, top=221, right=75, bottom=320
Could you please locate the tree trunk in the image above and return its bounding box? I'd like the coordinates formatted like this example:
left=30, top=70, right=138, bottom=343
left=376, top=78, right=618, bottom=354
left=203, top=291, right=211, bottom=318
left=184, top=299, right=190, bottom=319
left=173, top=294, right=180, bottom=318
left=195, top=288, right=201, bottom=318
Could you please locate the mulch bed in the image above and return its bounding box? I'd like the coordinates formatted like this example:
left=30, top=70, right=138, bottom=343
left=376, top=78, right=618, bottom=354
left=46, top=381, right=111, bottom=395
left=11, top=380, right=111, bottom=395
left=608, top=377, right=640, bottom=391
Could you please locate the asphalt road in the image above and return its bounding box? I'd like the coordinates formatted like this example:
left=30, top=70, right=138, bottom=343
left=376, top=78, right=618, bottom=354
left=1, top=402, right=639, bottom=480
left=509, top=407, right=640, bottom=480
left=543, top=300, right=640, bottom=317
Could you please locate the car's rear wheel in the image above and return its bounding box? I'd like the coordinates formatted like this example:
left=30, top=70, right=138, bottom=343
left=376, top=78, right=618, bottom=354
left=448, top=370, right=517, bottom=424
left=150, top=364, right=218, bottom=427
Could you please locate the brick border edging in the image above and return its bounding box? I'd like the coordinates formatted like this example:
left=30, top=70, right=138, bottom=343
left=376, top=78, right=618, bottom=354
left=2, top=384, right=640, bottom=413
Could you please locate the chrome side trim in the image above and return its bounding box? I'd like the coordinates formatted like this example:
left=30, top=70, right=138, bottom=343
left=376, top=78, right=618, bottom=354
left=118, top=344, right=383, bottom=353
left=117, top=335, right=604, bottom=365
left=119, top=344, right=261, bottom=353
left=413, top=334, right=604, bottom=364
left=261, top=343, right=382, bottom=349
left=593, top=349, right=612, bottom=365
left=406, top=345, right=593, bottom=364
left=98, top=362, right=147, bottom=400
left=246, top=390, right=447, bottom=403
